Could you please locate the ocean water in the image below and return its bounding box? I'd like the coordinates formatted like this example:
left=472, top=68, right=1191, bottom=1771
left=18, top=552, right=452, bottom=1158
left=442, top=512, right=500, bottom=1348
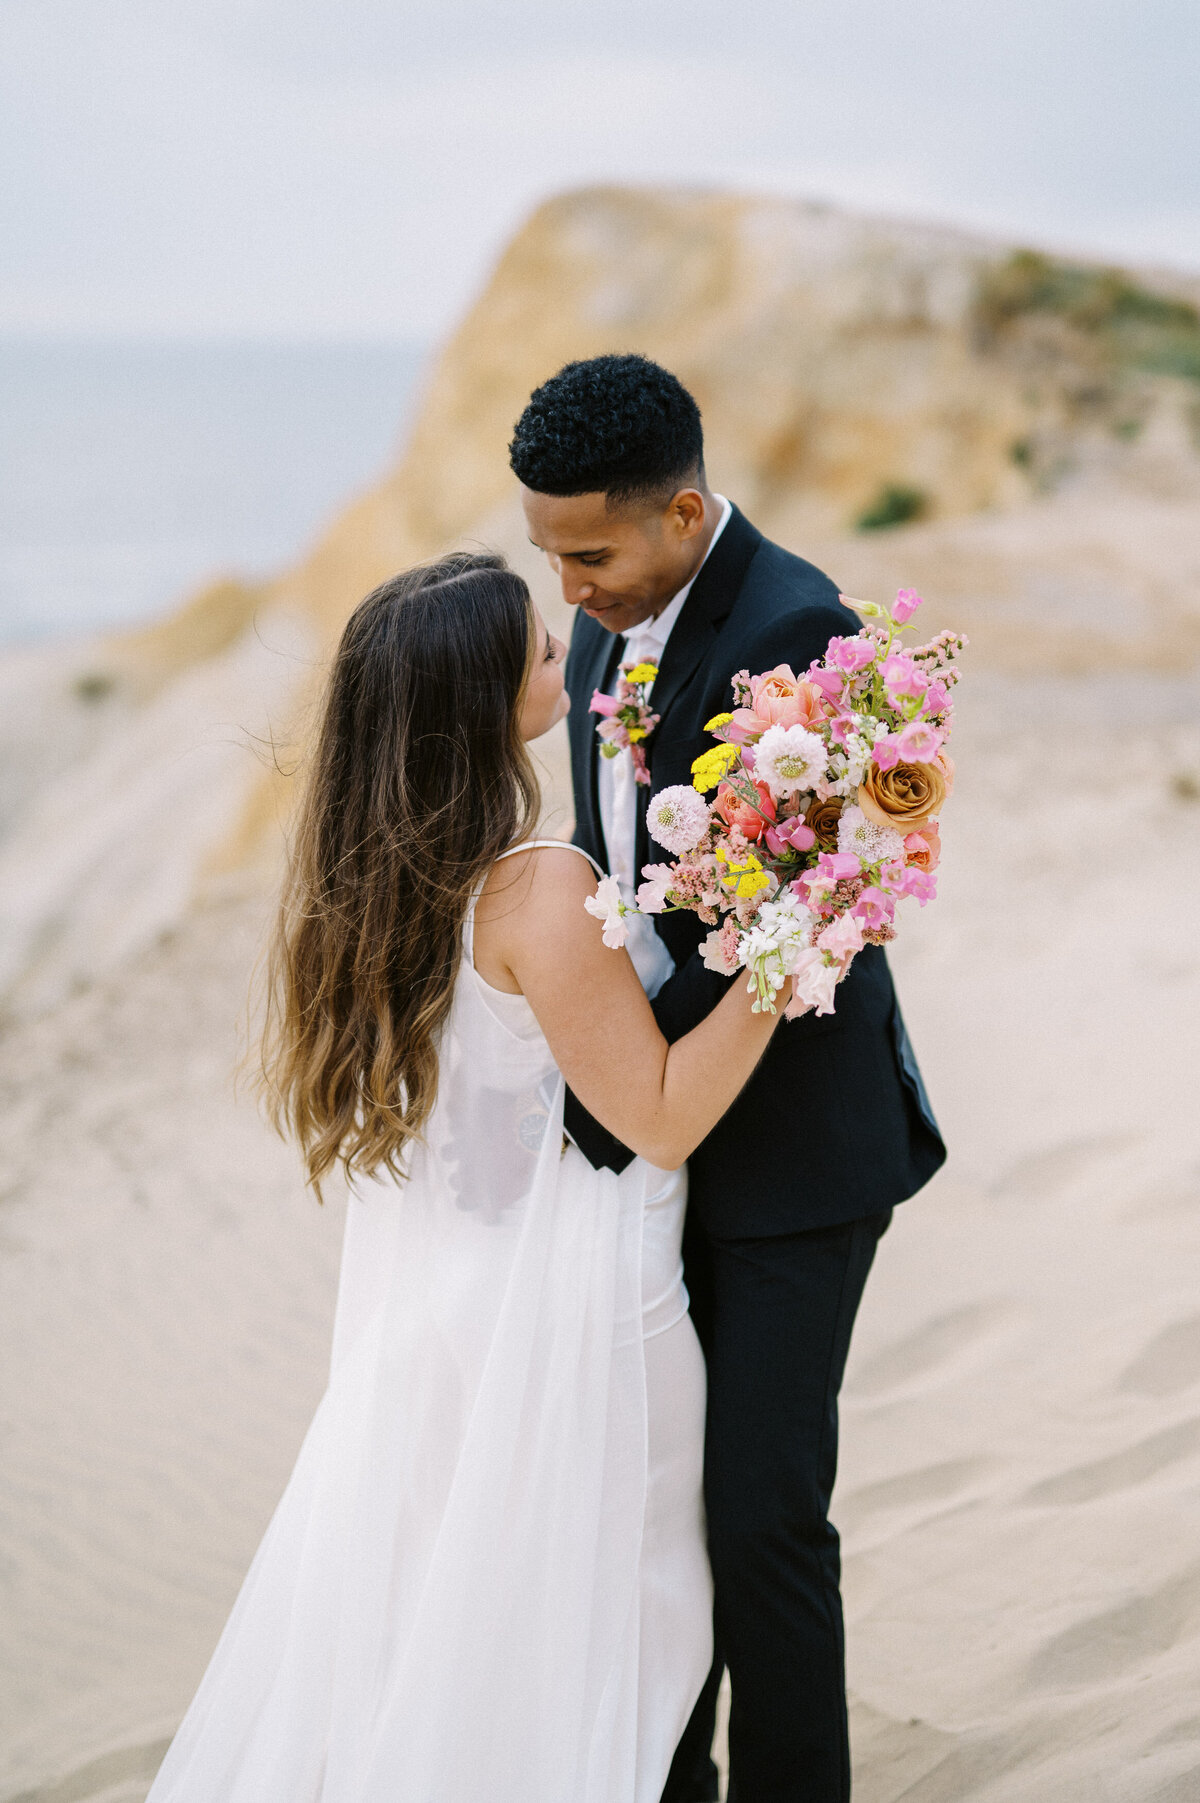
left=0, top=338, right=428, bottom=644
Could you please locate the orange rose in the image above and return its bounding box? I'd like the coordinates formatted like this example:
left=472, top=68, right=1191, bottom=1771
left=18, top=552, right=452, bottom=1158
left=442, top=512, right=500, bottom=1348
left=857, top=759, right=946, bottom=834
left=714, top=778, right=776, bottom=843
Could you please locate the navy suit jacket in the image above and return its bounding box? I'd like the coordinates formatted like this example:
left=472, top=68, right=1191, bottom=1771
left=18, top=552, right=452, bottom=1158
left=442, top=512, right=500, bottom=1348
left=564, top=503, right=946, bottom=1237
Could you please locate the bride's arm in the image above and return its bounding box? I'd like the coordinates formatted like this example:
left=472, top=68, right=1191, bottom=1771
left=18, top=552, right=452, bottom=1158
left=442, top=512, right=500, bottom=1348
left=475, top=847, right=786, bottom=1170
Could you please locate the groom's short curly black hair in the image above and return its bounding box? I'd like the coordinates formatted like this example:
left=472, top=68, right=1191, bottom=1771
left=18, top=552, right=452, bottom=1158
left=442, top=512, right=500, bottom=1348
left=509, top=354, right=704, bottom=507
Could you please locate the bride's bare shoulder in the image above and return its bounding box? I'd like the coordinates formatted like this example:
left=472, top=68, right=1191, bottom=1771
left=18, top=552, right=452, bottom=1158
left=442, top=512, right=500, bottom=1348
left=475, top=842, right=599, bottom=934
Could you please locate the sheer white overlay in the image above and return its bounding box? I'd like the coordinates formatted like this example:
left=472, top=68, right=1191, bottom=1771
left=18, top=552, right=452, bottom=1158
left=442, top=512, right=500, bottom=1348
left=147, top=842, right=712, bottom=1803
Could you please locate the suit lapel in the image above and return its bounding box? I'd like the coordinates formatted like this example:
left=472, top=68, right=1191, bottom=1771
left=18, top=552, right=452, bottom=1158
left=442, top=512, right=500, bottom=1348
left=646, top=506, right=762, bottom=727
left=634, top=506, right=763, bottom=873
left=566, top=612, right=624, bottom=859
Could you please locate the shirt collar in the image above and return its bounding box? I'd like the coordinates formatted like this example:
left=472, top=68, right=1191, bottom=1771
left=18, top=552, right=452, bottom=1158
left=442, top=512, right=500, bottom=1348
left=625, top=494, right=732, bottom=662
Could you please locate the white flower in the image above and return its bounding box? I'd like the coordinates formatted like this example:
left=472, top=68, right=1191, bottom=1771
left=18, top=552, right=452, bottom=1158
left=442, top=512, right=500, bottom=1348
left=837, top=803, right=904, bottom=867
left=789, top=947, right=841, bottom=1017
left=646, top=784, right=712, bottom=854
left=636, top=862, right=674, bottom=913
left=754, top=725, right=826, bottom=797
left=583, top=874, right=628, bottom=948
left=737, top=890, right=816, bottom=1012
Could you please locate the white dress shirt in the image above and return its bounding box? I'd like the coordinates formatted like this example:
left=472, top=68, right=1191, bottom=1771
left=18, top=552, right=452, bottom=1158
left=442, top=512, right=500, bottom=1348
left=598, top=496, right=732, bottom=996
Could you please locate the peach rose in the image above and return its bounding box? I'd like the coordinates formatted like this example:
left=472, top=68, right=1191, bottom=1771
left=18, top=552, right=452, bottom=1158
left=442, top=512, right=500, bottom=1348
left=804, top=796, right=843, bottom=852
left=937, top=752, right=955, bottom=798
left=903, top=822, right=942, bottom=871
left=728, top=667, right=827, bottom=739
left=713, top=778, right=776, bottom=843
left=857, top=758, right=946, bottom=834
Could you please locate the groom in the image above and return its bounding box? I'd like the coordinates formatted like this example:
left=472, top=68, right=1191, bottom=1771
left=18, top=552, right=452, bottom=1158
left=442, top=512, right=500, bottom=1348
left=510, top=355, right=945, bottom=1803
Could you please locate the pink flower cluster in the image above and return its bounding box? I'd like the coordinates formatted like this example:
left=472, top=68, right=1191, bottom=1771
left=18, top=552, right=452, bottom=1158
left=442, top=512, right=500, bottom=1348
left=589, top=661, right=661, bottom=786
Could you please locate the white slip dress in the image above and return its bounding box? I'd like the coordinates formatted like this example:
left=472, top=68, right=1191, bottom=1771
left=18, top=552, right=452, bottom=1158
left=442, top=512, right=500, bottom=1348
left=146, top=840, right=712, bottom=1803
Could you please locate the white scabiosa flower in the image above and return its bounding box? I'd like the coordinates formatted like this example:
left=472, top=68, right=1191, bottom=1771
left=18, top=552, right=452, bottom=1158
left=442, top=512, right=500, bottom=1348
left=837, top=803, right=905, bottom=867
left=754, top=725, right=827, bottom=797
left=646, top=784, right=712, bottom=854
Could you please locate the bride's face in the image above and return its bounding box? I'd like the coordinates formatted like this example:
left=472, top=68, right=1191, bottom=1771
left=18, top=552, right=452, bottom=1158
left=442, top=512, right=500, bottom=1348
left=519, top=606, right=569, bottom=740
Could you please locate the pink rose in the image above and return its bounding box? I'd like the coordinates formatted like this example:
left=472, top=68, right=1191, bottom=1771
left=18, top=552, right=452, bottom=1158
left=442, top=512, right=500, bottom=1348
left=726, top=667, right=827, bottom=740
left=903, top=822, right=941, bottom=871
left=713, top=778, right=777, bottom=843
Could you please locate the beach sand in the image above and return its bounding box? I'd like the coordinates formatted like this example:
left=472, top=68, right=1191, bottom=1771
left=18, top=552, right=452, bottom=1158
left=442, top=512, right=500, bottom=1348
left=1, top=676, right=1198, bottom=1801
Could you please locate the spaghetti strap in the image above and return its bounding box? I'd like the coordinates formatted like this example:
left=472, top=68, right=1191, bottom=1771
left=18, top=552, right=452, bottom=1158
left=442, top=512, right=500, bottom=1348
left=495, top=839, right=606, bottom=879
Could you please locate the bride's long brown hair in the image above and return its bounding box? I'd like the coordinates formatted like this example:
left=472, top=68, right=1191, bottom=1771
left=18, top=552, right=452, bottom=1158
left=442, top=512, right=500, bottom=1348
left=262, top=553, right=541, bottom=1194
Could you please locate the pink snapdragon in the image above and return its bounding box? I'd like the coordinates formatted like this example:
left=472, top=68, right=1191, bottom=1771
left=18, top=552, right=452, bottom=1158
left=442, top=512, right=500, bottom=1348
left=787, top=948, right=840, bottom=1017
left=873, top=732, right=902, bottom=771
left=896, top=720, right=944, bottom=762
left=826, top=635, right=877, bottom=674
left=922, top=679, right=952, bottom=717
left=589, top=690, right=619, bottom=717
left=816, top=912, right=865, bottom=960
left=764, top=815, right=817, bottom=858
left=879, top=859, right=938, bottom=905
left=881, top=653, right=930, bottom=703
left=636, top=863, right=676, bottom=913
left=853, top=885, right=896, bottom=930
left=797, top=850, right=863, bottom=911
left=818, top=851, right=863, bottom=882
left=807, top=665, right=848, bottom=703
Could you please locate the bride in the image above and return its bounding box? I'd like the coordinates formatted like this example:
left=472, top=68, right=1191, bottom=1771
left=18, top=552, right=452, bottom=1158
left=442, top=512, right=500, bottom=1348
left=147, top=552, right=789, bottom=1803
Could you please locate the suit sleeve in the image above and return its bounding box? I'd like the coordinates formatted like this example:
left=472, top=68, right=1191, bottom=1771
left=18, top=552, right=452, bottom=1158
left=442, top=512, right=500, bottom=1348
left=563, top=597, right=852, bottom=1172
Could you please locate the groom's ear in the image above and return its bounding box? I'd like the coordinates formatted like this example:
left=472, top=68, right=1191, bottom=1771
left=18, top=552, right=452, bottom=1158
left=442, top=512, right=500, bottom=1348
left=668, top=489, right=707, bottom=540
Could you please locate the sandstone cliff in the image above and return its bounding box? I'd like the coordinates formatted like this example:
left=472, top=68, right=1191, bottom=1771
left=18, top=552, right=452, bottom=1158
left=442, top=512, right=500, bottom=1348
left=3, top=184, right=1199, bottom=1013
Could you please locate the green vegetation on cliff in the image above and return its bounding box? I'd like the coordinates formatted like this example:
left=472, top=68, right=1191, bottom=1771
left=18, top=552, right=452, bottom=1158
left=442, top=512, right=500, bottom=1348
left=975, top=250, right=1200, bottom=383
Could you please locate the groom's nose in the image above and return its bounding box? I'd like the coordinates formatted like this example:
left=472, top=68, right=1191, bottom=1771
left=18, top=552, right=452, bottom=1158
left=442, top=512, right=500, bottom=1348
left=559, top=570, right=597, bottom=609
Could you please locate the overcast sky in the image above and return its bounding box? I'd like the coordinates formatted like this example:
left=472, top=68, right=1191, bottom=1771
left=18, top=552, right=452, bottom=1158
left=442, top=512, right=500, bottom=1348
left=2, top=0, right=1197, bottom=340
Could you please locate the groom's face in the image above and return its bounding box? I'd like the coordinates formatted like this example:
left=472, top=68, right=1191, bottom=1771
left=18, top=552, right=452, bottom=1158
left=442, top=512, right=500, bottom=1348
left=521, top=485, right=707, bottom=635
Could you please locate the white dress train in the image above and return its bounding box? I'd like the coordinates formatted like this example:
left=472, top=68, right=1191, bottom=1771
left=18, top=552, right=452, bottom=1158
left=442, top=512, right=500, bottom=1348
left=147, top=841, right=713, bottom=1803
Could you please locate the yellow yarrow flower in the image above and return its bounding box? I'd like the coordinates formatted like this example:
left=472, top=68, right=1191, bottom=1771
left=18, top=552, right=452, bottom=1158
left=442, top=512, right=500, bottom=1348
left=690, top=743, right=740, bottom=792
left=624, top=661, right=659, bottom=685
left=703, top=712, right=734, bottom=731
left=716, top=846, right=771, bottom=899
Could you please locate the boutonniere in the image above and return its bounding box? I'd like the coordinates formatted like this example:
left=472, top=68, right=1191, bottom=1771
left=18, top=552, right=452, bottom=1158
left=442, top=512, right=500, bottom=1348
left=589, top=660, right=661, bottom=787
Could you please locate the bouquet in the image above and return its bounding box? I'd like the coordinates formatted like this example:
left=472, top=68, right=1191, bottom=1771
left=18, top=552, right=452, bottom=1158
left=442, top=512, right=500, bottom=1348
left=584, top=588, right=964, bottom=1015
